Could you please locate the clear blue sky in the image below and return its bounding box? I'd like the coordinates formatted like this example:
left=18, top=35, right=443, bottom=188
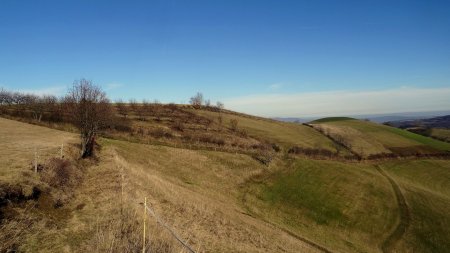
left=1, top=0, right=450, bottom=116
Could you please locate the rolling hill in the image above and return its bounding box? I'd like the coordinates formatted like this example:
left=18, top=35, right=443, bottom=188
left=385, top=115, right=450, bottom=144
left=1, top=108, right=450, bottom=253
left=308, top=117, right=450, bottom=158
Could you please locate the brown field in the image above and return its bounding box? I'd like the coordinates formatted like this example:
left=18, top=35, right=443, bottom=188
left=1, top=114, right=450, bottom=252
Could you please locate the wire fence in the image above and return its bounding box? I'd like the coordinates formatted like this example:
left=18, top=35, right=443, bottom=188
left=30, top=142, right=197, bottom=252
left=143, top=202, right=196, bottom=253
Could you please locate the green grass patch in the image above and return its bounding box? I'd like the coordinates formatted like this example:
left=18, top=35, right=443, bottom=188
left=384, top=127, right=450, bottom=151
left=262, top=167, right=344, bottom=225
left=382, top=159, right=450, bottom=196
left=243, top=159, right=398, bottom=253
left=381, top=159, right=450, bottom=252
left=404, top=188, right=450, bottom=253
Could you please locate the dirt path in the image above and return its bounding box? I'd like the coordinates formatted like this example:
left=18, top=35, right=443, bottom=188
left=375, top=166, right=411, bottom=253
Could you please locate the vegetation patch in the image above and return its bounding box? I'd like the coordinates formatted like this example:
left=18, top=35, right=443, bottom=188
left=384, top=127, right=450, bottom=151
left=262, top=168, right=344, bottom=225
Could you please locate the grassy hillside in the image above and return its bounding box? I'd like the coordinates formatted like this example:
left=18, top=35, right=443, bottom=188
left=0, top=117, right=320, bottom=252
left=309, top=118, right=450, bottom=158
left=243, top=159, right=398, bottom=253
left=381, top=160, right=450, bottom=253
left=0, top=117, right=77, bottom=184
left=193, top=110, right=347, bottom=154
left=1, top=114, right=450, bottom=252
left=429, top=128, right=450, bottom=142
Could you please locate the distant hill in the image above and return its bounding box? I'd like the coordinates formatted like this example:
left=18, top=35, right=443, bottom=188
left=387, top=115, right=450, bottom=129
left=310, top=117, right=355, bottom=123
left=272, top=117, right=317, bottom=123
left=274, top=110, right=450, bottom=124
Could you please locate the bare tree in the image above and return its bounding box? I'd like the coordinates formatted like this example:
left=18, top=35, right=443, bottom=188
left=132, top=100, right=145, bottom=120
left=128, top=99, right=138, bottom=117
left=28, top=94, right=46, bottom=122
left=65, top=79, right=112, bottom=158
left=44, top=95, right=62, bottom=122
left=0, top=89, right=13, bottom=111
left=10, top=92, right=27, bottom=115
left=0, top=88, right=10, bottom=114
left=205, top=99, right=211, bottom=107
left=115, top=99, right=129, bottom=118
left=216, top=101, right=224, bottom=110
left=230, top=119, right=238, bottom=132
left=189, top=92, right=203, bottom=109
left=142, top=99, right=152, bottom=111
left=0, top=88, right=8, bottom=105
left=140, top=99, right=151, bottom=118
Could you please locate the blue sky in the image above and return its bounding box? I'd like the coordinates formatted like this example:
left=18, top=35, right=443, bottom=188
left=1, top=0, right=450, bottom=116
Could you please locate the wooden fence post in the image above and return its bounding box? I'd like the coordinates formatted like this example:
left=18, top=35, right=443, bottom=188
left=34, top=148, right=38, bottom=173
left=60, top=143, right=64, bottom=159
left=121, top=167, right=124, bottom=201
left=142, top=197, right=147, bottom=253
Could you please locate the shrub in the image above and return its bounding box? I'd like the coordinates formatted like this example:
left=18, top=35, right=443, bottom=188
left=198, top=134, right=226, bottom=146
left=288, top=146, right=336, bottom=157
left=230, top=119, right=238, bottom=132
left=250, top=142, right=275, bottom=151
left=252, top=151, right=274, bottom=165
left=110, top=116, right=132, bottom=132
left=136, top=127, right=145, bottom=136
left=171, top=120, right=184, bottom=132
left=40, top=158, right=82, bottom=205
left=167, top=103, right=178, bottom=111
left=149, top=128, right=173, bottom=139
left=40, top=158, right=80, bottom=189
left=271, top=143, right=281, bottom=152
left=238, top=129, right=248, bottom=138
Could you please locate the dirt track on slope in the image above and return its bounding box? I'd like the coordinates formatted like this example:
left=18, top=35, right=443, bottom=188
left=375, top=166, right=411, bottom=253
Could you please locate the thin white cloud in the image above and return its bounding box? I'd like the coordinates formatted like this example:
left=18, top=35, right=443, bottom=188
left=105, top=83, right=123, bottom=91
left=223, top=87, right=450, bottom=117
left=268, top=83, right=283, bottom=90
left=16, top=86, right=66, bottom=96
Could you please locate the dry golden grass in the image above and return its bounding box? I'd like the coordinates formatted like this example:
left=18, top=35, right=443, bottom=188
left=1, top=117, right=320, bottom=252
left=311, top=118, right=450, bottom=157
left=193, top=110, right=340, bottom=152
left=311, top=123, right=391, bottom=157
left=429, top=128, right=450, bottom=142
left=2, top=116, right=450, bottom=253
left=105, top=139, right=322, bottom=252
left=0, top=117, right=77, bottom=186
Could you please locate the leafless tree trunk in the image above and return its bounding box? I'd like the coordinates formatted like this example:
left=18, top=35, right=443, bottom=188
left=65, top=79, right=112, bottom=158
left=189, top=92, right=203, bottom=109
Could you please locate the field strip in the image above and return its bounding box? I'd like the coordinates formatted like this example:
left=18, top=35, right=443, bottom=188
left=375, top=166, right=411, bottom=253
left=241, top=192, right=335, bottom=253
left=303, top=123, right=362, bottom=159
left=274, top=223, right=334, bottom=253
left=245, top=214, right=335, bottom=253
